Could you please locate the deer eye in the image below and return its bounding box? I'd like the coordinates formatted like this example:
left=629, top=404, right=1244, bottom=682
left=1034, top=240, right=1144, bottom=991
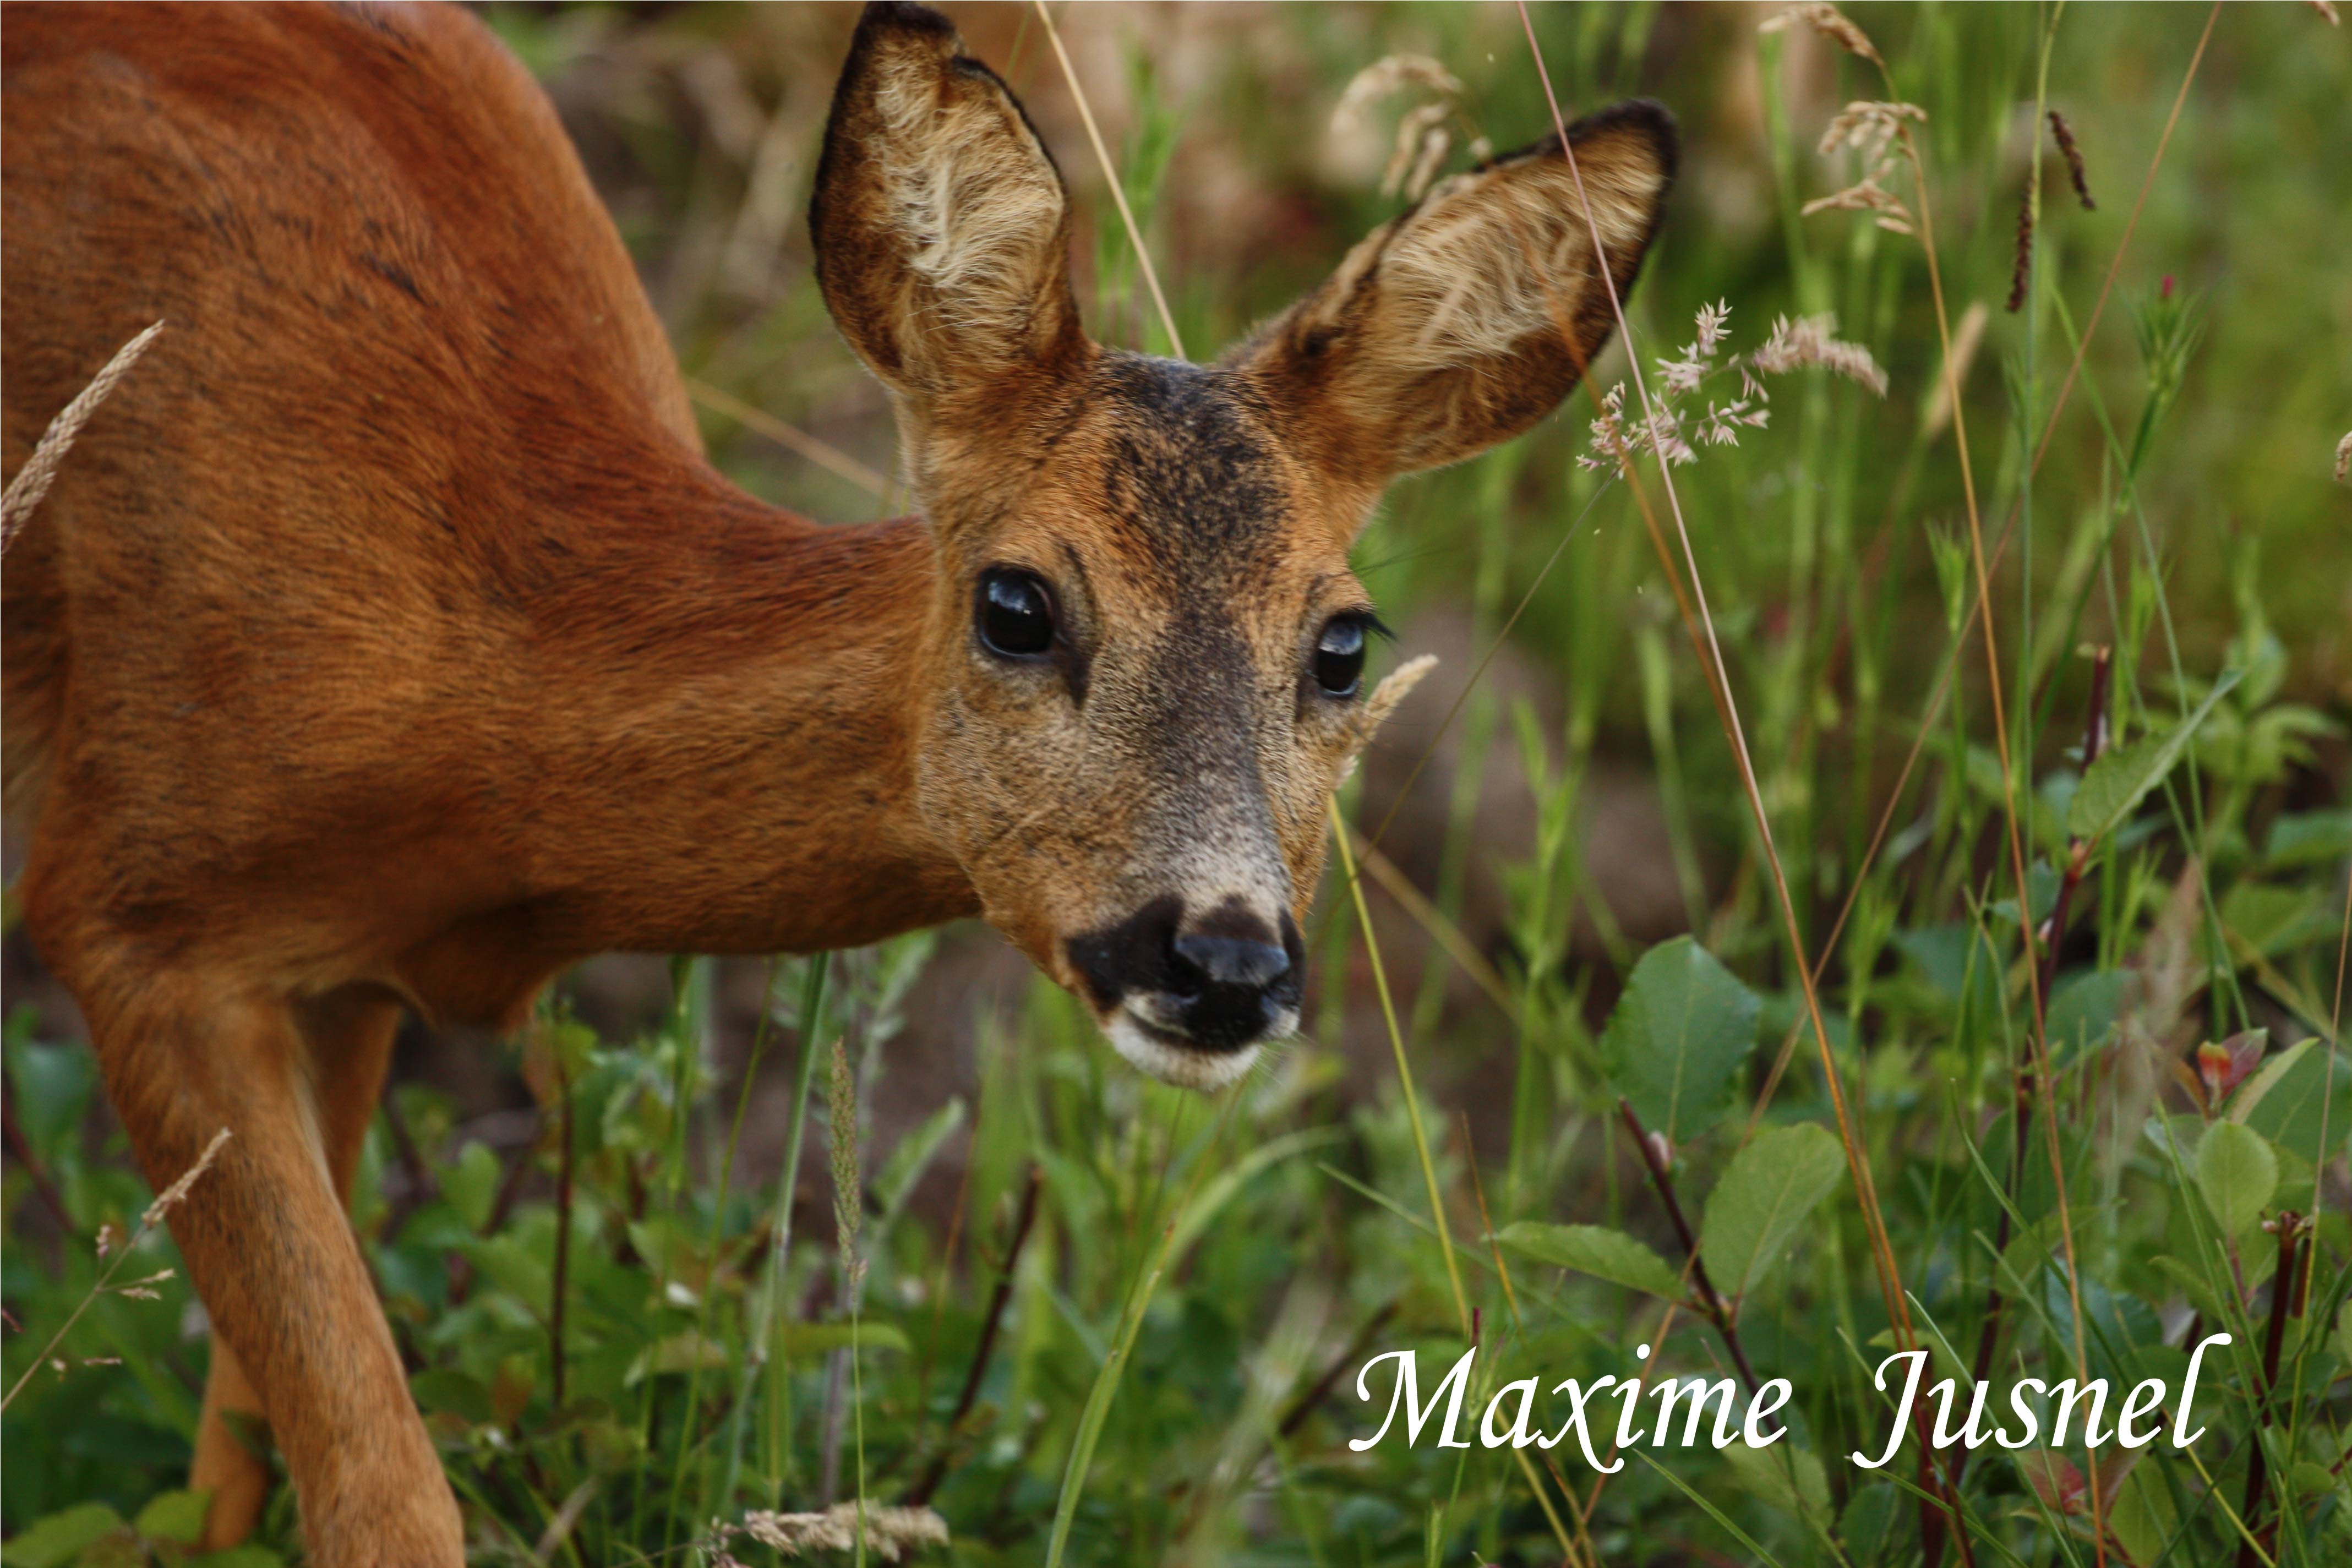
left=1312, top=615, right=1368, bottom=697
left=976, top=567, right=1056, bottom=659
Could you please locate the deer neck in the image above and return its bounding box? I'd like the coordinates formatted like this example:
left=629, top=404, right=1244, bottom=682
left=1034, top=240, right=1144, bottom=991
left=510, top=455, right=976, bottom=960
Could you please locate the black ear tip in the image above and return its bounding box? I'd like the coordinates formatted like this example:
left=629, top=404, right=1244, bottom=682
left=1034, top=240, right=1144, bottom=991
left=1594, top=98, right=1680, bottom=174
left=1476, top=97, right=1680, bottom=188
left=856, top=1, right=956, bottom=42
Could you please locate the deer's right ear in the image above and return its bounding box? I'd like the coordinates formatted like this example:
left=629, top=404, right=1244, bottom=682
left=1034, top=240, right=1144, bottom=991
left=811, top=3, right=1084, bottom=406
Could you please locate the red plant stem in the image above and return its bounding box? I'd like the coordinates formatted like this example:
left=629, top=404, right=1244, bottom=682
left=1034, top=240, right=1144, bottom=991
left=2238, top=1212, right=2307, bottom=1568
left=1618, top=1101, right=1762, bottom=1397
left=1, top=1095, right=75, bottom=1256
left=907, top=1163, right=1042, bottom=1506
left=1279, top=1301, right=1401, bottom=1440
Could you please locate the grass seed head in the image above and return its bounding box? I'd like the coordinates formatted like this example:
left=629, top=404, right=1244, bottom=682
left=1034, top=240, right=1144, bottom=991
left=1751, top=313, right=1890, bottom=396
left=1760, top=4, right=1886, bottom=70
left=734, top=1503, right=950, bottom=1560
left=2048, top=110, right=2097, bottom=209
left=140, top=1128, right=231, bottom=1232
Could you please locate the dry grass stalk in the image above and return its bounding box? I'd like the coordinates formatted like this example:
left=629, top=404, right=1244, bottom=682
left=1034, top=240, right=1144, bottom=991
left=1818, top=99, right=1924, bottom=165
left=1330, top=53, right=1461, bottom=136
left=716, top=1503, right=950, bottom=1562
left=143, top=1127, right=233, bottom=1230
left=1805, top=101, right=1927, bottom=234
left=1921, top=301, right=1989, bottom=439
left=1759, top=3, right=1885, bottom=69
left=0, top=320, right=165, bottom=556
left=2, top=1127, right=230, bottom=1412
left=1383, top=101, right=1452, bottom=200
left=1336, top=52, right=1472, bottom=202
left=2335, top=431, right=2351, bottom=485
left=2311, top=1, right=2340, bottom=25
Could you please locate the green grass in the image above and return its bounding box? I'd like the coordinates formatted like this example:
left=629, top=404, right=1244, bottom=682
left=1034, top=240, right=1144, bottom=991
left=6, top=3, right=2350, bottom=1565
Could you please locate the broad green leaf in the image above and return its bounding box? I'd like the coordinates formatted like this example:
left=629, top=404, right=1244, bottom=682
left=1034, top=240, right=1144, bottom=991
left=2066, top=669, right=2242, bottom=844
left=1599, top=936, right=1762, bottom=1143
left=1838, top=1482, right=1901, bottom=1566
left=1493, top=1222, right=1686, bottom=1299
left=2195, top=1119, right=2278, bottom=1237
left=2044, top=970, right=2131, bottom=1062
left=0, top=1505, right=127, bottom=1568
left=1699, top=1123, right=1846, bottom=1302
left=443, top=1139, right=503, bottom=1232
left=410, top=1367, right=495, bottom=1424
left=2228, top=1036, right=2315, bottom=1124
left=2265, top=808, right=2352, bottom=869
left=134, top=1490, right=212, bottom=1547
left=1723, top=1441, right=1830, bottom=1525
left=2107, top=1460, right=2179, bottom=1567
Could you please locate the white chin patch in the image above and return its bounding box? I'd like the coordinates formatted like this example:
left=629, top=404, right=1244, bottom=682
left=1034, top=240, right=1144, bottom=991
left=1104, top=1009, right=1267, bottom=1091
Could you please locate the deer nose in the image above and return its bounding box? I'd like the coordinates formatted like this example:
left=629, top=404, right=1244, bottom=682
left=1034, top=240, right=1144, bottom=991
left=1065, top=897, right=1303, bottom=1055
left=1172, top=932, right=1291, bottom=989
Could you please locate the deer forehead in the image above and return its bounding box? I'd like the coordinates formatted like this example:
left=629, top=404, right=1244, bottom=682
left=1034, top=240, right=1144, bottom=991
left=988, top=355, right=1357, bottom=625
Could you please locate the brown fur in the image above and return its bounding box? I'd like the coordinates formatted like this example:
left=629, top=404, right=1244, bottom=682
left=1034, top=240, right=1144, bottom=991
left=1, top=3, right=1672, bottom=1557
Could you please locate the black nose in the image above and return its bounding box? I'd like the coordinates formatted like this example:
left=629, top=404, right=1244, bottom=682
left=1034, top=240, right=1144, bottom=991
left=1173, top=932, right=1291, bottom=988
left=1066, top=896, right=1304, bottom=1053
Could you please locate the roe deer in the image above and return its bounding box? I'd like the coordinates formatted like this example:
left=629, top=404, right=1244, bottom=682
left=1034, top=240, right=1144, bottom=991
left=1, top=1, right=1674, bottom=1556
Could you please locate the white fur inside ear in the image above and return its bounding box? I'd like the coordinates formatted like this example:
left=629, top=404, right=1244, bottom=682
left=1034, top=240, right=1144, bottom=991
left=1339, top=652, right=1438, bottom=784
left=872, top=48, right=1065, bottom=354
left=1376, top=154, right=1663, bottom=369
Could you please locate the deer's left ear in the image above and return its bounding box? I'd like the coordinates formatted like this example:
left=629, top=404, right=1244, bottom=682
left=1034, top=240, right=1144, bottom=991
left=1229, top=101, right=1676, bottom=485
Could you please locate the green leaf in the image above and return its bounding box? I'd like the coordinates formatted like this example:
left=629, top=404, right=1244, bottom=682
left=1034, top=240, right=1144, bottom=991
left=1699, top=1123, right=1846, bottom=1302
left=1838, top=1482, right=1903, bottom=1566
left=0, top=1504, right=128, bottom=1568
left=777, top=1320, right=913, bottom=1357
left=410, top=1367, right=495, bottom=1425
left=625, top=1330, right=732, bottom=1383
left=190, top=1549, right=286, bottom=1568
left=874, top=1095, right=965, bottom=1231
left=2107, top=1459, right=2179, bottom=1566
left=2044, top=970, right=2131, bottom=1062
left=1598, top=936, right=1762, bottom=1143
left=1722, top=1440, right=1830, bottom=1525
left=134, top=1490, right=214, bottom=1547
left=1493, top=1222, right=1686, bottom=1299
left=2228, top=1036, right=2315, bottom=1125
left=443, top=1139, right=503, bottom=1232
left=2195, top=1119, right=2278, bottom=1237
left=2265, top=808, right=2352, bottom=869
left=2066, top=669, right=2242, bottom=844
left=2150, top=1255, right=2227, bottom=1326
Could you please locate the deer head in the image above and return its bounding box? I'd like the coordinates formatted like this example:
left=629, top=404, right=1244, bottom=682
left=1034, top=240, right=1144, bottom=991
left=811, top=2, right=1675, bottom=1088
